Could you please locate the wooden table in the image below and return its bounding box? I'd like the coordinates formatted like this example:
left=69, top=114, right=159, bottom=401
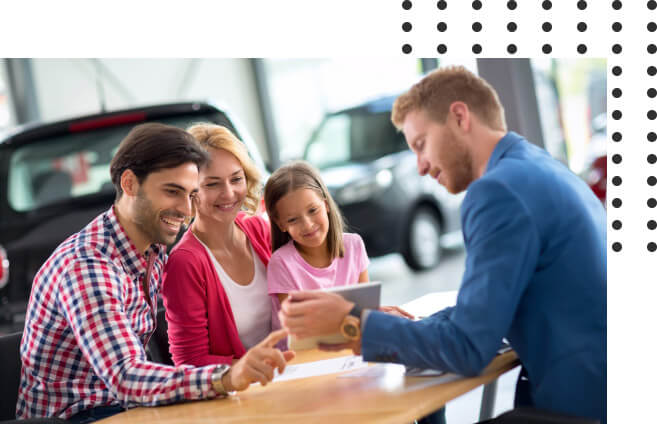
left=99, top=348, right=519, bottom=424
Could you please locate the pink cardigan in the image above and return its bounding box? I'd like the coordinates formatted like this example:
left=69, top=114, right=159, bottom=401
left=162, top=213, right=279, bottom=367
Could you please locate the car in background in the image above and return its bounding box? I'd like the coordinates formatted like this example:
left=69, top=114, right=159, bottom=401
left=0, top=101, right=268, bottom=332
left=303, top=96, right=464, bottom=272
left=581, top=114, right=607, bottom=205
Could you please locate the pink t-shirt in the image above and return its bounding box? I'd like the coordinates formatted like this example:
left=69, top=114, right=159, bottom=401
left=267, top=232, right=370, bottom=294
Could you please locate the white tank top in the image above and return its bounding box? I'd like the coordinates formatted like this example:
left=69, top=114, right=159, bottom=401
left=197, top=236, right=272, bottom=349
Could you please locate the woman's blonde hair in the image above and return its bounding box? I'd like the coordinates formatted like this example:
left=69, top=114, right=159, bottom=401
left=187, top=123, right=262, bottom=215
left=264, top=161, right=345, bottom=259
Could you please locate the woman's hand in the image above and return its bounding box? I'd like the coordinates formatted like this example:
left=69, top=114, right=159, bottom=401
left=223, top=329, right=295, bottom=391
left=379, top=305, right=415, bottom=319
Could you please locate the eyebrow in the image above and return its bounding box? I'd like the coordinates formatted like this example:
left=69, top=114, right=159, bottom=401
left=163, top=183, right=198, bottom=194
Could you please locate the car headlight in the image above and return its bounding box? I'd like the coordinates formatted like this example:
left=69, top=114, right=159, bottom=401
left=336, top=169, right=393, bottom=205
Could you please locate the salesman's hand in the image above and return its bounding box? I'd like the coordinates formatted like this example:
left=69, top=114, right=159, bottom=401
left=223, top=329, right=295, bottom=391
left=279, top=291, right=353, bottom=339
left=318, top=340, right=362, bottom=355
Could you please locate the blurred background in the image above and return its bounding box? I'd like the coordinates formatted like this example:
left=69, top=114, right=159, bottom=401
left=0, top=58, right=606, bottom=423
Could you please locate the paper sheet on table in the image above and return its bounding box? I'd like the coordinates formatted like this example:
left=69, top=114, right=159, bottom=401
left=269, top=355, right=369, bottom=383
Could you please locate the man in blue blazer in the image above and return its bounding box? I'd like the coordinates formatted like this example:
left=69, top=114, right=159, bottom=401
left=279, top=66, right=606, bottom=423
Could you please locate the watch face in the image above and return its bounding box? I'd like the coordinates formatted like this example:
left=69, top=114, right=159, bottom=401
left=344, top=323, right=358, bottom=338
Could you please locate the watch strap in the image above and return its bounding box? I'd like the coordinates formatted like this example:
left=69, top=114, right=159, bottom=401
left=348, top=303, right=363, bottom=319
left=211, top=364, right=230, bottom=396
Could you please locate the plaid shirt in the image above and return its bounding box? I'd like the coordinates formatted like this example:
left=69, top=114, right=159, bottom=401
left=17, top=207, right=218, bottom=419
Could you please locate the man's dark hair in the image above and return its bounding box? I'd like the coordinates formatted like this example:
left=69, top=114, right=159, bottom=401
left=110, top=123, right=209, bottom=200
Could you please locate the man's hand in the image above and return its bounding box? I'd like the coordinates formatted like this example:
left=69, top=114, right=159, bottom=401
left=279, top=291, right=353, bottom=339
left=379, top=305, right=415, bottom=319
left=223, top=329, right=295, bottom=391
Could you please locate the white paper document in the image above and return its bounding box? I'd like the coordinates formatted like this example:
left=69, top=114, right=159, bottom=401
left=270, top=355, right=369, bottom=383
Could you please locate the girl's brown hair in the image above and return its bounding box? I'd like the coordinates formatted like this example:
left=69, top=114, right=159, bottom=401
left=264, top=161, right=345, bottom=258
left=186, top=123, right=262, bottom=215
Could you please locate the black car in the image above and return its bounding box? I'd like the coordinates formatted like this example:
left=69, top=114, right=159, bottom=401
left=0, top=101, right=268, bottom=332
left=303, top=95, right=463, bottom=272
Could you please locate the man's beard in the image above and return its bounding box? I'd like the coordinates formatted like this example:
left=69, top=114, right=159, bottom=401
left=442, top=126, right=475, bottom=194
left=133, top=188, right=184, bottom=246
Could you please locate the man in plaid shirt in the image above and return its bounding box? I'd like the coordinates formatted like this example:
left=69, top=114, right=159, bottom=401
left=17, top=123, right=292, bottom=422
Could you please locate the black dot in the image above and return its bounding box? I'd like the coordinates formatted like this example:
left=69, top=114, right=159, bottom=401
left=612, top=176, right=622, bottom=186
left=649, top=44, right=657, bottom=54
left=472, top=0, right=482, bottom=10
left=507, top=0, right=517, bottom=10
left=542, top=22, right=552, bottom=32
left=649, top=198, right=657, bottom=208
left=648, top=132, right=657, bottom=142
left=648, top=220, right=657, bottom=230
left=612, top=88, right=622, bottom=98
left=577, top=0, right=587, bottom=9
left=437, top=0, right=447, bottom=10
left=648, top=176, right=657, bottom=186
left=612, top=220, right=623, bottom=230
left=649, top=0, right=657, bottom=10
left=649, top=22, right=657, bottom=32
left=507, top=44, right=517, bottom=54
left=612, top=132, right=622, bottom=142
left=648, top=88, right=657, bottom=98
left=437, top=22, right=447, bottom=32
left=612, top=242, right=622, bottom=252
left=577, top=22, right=587, bottom=32
left=402, top=22, right=412, bottom=32
left=402, top=0, right=412, bottom=10
left=402, top=44, right=412, bottom=54
left=612, top=110, right=622, bottom=120
left=577, top=44, right=587, bottom=54
left=612, top=44, right=622, bottom=54
left=612, top=0, right=622, bottom=9
left=472, top=44, right=482, bottom=54
left=612, top=198, right=622, bottom=208
left=612, top=66, right=623, bottom=76
left=542, top=44, right=552, bottom=54
left=648, top=242, right=657, bottom=252
left=649, top=110, right=657, bottom=120
left=648, top=66, right=657, bottom=76
left=612, top=154, right=623, bottom=164
left=649, top=154, right=657, bottom=164
left=542, top=1, right=552, bottom=10
left=612, top=22, right=622, bottom=32
left=472, top=22, right=482, bottom=32
left=507, top=22, right=517, bottom=32
left=437, top=44, right=447, bottom=54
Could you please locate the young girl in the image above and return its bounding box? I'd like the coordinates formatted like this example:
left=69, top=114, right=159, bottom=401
left=264, top=161, right=369, bottom=303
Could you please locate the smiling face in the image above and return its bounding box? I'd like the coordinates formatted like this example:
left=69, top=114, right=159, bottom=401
left=195, top=148, right=247, bottom=226
left=403, top=108, right=475, bottom=194
left=274, top=188, right=330, bottom=251
left=132, top=163, right=199, bottom=246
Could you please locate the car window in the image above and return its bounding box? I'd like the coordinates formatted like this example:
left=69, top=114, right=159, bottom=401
left=6, top=113, right=241, bottom=212
left=305, top=111, right=406, bottom=169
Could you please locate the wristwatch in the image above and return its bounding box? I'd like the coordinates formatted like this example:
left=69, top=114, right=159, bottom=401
left=340, top=304, right=363, bottom=341
left=211, top=364, right=231, bottom=396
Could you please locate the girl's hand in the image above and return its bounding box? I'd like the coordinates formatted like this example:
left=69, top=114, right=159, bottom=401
left=379, top=305, right=415, bottom=320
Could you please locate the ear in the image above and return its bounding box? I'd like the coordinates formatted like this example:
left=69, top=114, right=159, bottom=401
left=449, top=101, right=471, bottom=133
left=120, top=169, right=140, bottom=197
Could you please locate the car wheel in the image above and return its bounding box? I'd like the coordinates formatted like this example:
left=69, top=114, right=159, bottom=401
left=403, top=206, right=442, bottom=271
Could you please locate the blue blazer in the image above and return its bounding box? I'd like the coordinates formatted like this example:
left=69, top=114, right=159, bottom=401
left=362, top=132, right=606, bottom=422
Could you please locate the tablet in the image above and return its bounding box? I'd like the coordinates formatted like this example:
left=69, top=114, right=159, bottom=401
left=287, top=281, right=381, bottom=351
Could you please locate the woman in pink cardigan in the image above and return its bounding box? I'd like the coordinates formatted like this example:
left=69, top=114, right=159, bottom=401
left=162, top=123, right=286, bottom=367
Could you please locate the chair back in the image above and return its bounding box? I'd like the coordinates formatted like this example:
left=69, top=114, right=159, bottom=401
left=148, top=308, right=173, bottom=366
left=0, top=332, right=23, bottom=421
